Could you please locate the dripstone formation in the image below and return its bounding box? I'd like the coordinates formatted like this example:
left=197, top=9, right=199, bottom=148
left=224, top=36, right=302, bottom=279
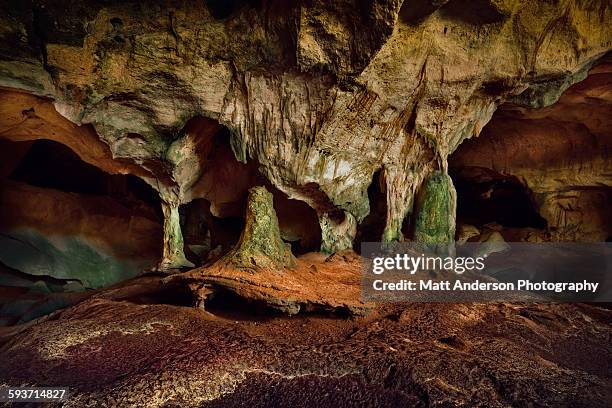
left=0, top=2, right=611, bottom=406
left=223, top=186, right=296, bottom=270
left=0, top=0, right=609, bottom=275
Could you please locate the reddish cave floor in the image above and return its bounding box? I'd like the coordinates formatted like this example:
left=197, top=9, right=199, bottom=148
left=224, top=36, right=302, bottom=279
left=0, top=123, right=610, bottom=407
left=0, top=59, right=611, bottom=408
left=0, top=289, right=610, bottom=407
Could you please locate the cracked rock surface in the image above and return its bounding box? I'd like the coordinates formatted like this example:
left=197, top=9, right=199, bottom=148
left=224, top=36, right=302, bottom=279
left=0, top=2, right=610, bottom=405
left=0, top=298, right=610, bottom=407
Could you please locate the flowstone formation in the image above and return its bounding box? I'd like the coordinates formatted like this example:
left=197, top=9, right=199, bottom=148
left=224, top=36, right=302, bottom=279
left=0, top=0, right=609, bottom=272
left=224, top=186, right=296, bottom=270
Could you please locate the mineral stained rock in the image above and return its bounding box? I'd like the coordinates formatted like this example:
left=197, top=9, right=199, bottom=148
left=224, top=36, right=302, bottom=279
left=0, top=179, right=161, bottom=288
left=0, top=0, right=610, bottom=266
left=413, top=171, right=457, bottom=244
left=178, top=250, right=369, bottom=315
left=223, top=186, right=296, bottom=270
left=177, top=188, right=366, bottom=315
left=451, top=55, right=612, bottom=241
left=159, top=200, right=194, bottom=270
left=0, top=2, right=610, bottom=405
left=0, top=298, right=610, bottom=407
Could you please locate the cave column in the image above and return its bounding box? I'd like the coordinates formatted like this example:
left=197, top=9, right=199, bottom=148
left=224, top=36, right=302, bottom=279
left=224, top=186, right=295, bottom=269
left=413, top=170, right=457, bottom=244
left=319, top=211, right=357, bottom=254
left=382, top=165, right=415, bottom=243
left=159, top=200, right=194, bottom=270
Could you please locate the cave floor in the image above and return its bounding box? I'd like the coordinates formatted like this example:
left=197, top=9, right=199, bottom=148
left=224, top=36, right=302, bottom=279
left=0, top=292, right=610, bottom=407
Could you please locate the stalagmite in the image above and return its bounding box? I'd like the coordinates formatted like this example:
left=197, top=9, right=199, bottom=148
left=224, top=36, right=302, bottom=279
left=223, top=186, right=296, bottom=269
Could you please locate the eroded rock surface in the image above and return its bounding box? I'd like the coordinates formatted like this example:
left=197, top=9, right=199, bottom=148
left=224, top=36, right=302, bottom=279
left=0, top=0, right=610, bottom=262
left=413, top=171, right=457, bottom=244
left=0, top=180, right=161, bottom=288
left=451, top=55, right=612, bottom=241
left=223, top=186, right=295, bottom=270
left=0, top=4, right=610, bottom=404
left=0, top=298, right=610, bottom=407
left=178, top=250, right=368, bottom=316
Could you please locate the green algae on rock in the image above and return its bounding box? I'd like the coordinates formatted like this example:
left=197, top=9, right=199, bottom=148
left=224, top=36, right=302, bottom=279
left=413, top=171, right=457, bottom=244
left=224, top=186, right=296, bottom=270
left=0, top=0, right=610, bottom=276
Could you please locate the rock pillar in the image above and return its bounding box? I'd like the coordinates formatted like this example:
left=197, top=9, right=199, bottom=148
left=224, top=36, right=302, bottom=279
left=159, top=200, right=194, bottom=270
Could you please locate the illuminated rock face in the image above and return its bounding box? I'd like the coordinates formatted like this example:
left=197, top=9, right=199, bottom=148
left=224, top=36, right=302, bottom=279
left=0, top=0, right=610, bottom=274
left=413, top=171, right=456, bottom=245
left=223, top=186, right=296, bottom=270
left=451, top=56, right=612, bottom=241
left=0, top=142, right=163, bottom=288
left=0, top=180, right=162, bottom=288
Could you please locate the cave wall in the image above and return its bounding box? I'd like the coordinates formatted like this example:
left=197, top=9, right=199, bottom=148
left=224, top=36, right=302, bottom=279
left=0, top=180, right=162, bottom=288
left=0, top=137, right=164, bottom=287
left=0, top=0, right=610, bottom=267
left=451, top=56, right=612, bottom=241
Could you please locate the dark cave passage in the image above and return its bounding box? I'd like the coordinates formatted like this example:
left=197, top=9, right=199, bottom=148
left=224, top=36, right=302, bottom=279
left=204, top=0, right=262, bottom=20
left=202, top=287, right=283, bottom=321
left=268, top=181, right=322, bottom=256
left=399, top=0, right=507, bottom=25
left=9, top=139, right=162, bottom=220
left=0, top=138, right=163, bottom=325
left=180, top=198, right=245, bottom=265
left=178, top=123, right=322, bottom=266
left=446, top=56, right=612, bottom=242
left=355, top=170, right=387, bottom=249
left=450, top=167, right=547, bottom=229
